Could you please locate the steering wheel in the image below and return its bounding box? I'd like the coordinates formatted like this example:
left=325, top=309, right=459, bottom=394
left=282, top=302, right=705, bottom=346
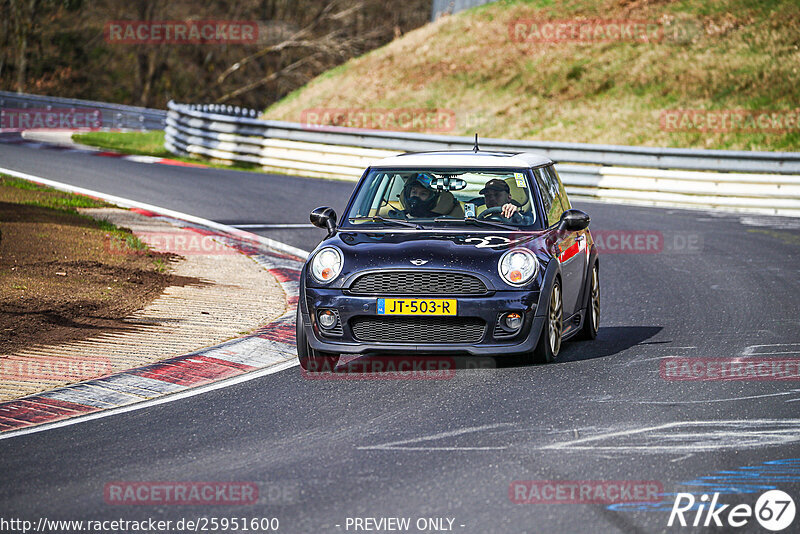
left=477, top=206, right=523, bottom=224
left=387, top=208, right=410, bottom=220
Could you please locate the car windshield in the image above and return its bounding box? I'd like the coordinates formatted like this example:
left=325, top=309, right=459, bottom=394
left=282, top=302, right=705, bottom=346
left=345, top=169, right=540, bottom=229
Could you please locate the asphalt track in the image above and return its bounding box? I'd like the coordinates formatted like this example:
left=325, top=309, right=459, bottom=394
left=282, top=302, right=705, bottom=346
left=2, top=140, right=800, bottom=533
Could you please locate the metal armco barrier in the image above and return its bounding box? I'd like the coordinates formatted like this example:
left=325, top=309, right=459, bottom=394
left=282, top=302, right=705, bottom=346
left=0, top=91, right=166, bottom=130
left=165, top=102, right=800, bottom=216
left=431, top=0, right=498, bottom=21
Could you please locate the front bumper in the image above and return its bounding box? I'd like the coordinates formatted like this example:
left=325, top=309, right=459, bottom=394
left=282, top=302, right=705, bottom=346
left=301, top=288, right=546, bottom=356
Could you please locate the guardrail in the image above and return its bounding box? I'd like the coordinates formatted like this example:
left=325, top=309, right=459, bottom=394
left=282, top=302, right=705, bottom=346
left=165, top=102, right=800, bottom=216
left=431, top=0, right=497, bottom=21
left=0, top=91, right=166, bottom=130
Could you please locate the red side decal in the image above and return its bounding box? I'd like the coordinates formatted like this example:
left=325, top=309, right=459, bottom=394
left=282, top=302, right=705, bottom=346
left=559, top=242, right=580, bottom=262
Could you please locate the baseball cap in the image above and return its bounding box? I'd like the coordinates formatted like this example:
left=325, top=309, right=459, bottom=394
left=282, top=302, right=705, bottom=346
left=479, top=178, right=510, bottom=195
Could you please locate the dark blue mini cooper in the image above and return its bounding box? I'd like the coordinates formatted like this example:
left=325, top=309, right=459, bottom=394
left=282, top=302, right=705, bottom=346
left=296, top=151, right=599, bottom=370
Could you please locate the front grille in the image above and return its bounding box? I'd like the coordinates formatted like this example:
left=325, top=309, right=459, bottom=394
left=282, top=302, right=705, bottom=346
left=349, top=271, right=487, bottom=295
left=351, top=317, right=485, bottom=344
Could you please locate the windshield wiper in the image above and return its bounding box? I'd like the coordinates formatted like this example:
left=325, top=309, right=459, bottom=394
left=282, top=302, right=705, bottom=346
left=434, top=216, right=517, bottom=231
left=348, top=216, right=422, bottom=229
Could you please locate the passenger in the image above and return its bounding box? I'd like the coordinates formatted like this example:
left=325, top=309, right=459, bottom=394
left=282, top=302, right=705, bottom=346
left=399, top=174, right=464, bottom=218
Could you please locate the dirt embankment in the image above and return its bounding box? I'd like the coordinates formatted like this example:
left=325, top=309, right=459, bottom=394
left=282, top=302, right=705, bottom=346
left=0, top=176, right=198, bottom=354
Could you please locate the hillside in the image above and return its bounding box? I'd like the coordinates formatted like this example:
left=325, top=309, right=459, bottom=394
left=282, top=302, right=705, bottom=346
left=263, top=0, right=800, bottom=151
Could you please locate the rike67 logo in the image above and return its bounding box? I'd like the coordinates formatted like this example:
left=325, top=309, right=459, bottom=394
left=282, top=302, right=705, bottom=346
left=668, top=490, right=796, bottom=531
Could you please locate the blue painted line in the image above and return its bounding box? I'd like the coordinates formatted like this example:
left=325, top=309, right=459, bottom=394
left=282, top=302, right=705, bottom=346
left=608, top=458, right=800, bottom=513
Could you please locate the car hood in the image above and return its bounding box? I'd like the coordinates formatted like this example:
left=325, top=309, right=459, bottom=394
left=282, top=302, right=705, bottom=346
left=307, top=230, right=555, bottom=289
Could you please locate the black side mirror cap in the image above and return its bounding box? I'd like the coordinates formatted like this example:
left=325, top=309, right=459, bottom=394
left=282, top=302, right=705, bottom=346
left=310, top=206, right=337, bottom=236
left=559, top=209, right=590, bottom=232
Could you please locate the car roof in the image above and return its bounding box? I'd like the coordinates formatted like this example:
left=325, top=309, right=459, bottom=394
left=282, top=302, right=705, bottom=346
left=372, top=150, right=553, bottom=169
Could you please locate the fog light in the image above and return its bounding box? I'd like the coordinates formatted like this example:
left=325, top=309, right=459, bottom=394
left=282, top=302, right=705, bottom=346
left=504, top=312, right=523, bottom=330
left=318, top=310, right=337, bottom=329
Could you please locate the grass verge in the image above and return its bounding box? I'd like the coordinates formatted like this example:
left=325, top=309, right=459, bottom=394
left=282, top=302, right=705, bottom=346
left=72, top=131, right=262, bottom=172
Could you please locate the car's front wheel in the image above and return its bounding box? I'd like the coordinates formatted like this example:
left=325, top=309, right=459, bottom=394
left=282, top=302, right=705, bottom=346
left=532, top=279, right=563, bottom=364
left=296, top=307, right=340, bottom=372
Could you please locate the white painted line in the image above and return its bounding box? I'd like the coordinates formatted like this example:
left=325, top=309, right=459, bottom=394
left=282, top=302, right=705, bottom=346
left=619, top=356, right=674, bottom=365
left=233, top=224, right=315, bottom=229
left=0, top=359, right=298, bottom=441
left=123, top=155, right=163, bottom=164
left=595, top=390, right=800, bottom=404
left=542, top=419, right=800, bottom=453
left=0, top=166, right=311, bottom=259
left=360, top=446, right=508, bottom=451
left=743, top=343, right=800, bottom=356
left=357, top=423, right=512, bottom=451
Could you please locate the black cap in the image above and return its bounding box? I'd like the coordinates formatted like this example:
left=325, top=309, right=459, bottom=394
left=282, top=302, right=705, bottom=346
left=479, top=178, right=510, bottom=195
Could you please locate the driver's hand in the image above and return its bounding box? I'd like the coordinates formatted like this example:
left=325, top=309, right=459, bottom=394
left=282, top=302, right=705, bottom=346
left=501, top=203, right=519, bottom=218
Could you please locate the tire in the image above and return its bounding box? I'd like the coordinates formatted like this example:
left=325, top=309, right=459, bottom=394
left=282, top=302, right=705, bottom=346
left=296, top=306, right=340, bottom=372
left=577, top=262, right=599, bottom=341
left=533, top=279, right=563, bottom=364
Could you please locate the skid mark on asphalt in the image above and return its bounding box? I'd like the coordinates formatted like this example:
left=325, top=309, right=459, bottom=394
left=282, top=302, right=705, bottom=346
left=542, top=420, right=800, bottom=454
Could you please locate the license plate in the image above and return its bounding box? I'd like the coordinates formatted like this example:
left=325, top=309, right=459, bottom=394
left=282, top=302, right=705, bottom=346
left=377, top=298, right=457, bottom=316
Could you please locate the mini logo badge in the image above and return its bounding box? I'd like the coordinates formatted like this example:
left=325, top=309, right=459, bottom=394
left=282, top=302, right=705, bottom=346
left=410, top=259, right=428, bottom=266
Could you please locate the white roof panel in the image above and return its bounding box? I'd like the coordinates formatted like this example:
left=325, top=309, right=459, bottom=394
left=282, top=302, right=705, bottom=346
left=372, top=151, right=553, bottom=169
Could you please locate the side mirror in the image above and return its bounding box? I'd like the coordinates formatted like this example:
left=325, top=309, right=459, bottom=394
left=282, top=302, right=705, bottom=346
left=310, top=206, right=337, bottom=236
left=558, top=209, right=590, bottom=232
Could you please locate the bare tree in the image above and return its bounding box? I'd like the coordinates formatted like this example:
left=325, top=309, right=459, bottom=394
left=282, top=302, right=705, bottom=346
left=0, top=0, right=430, bottom=109
left=10, top=0, right=39, bottom=92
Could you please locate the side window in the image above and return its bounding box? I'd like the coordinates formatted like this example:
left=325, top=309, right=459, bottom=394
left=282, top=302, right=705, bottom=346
left=546, top=165, right=571, bottom=211
left=533, top=168, right=560, bottom=226
left=542, top=166, right=566, bottom=215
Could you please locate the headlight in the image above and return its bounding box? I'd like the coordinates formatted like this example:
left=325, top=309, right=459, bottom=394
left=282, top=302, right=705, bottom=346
left=310, top=246, right=343, bottom=283
left=498, top=248, right=539, bottom=287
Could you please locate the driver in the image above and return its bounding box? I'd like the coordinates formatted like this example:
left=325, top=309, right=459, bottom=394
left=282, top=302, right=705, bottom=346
left=480, top=179, right=523, bottom=218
